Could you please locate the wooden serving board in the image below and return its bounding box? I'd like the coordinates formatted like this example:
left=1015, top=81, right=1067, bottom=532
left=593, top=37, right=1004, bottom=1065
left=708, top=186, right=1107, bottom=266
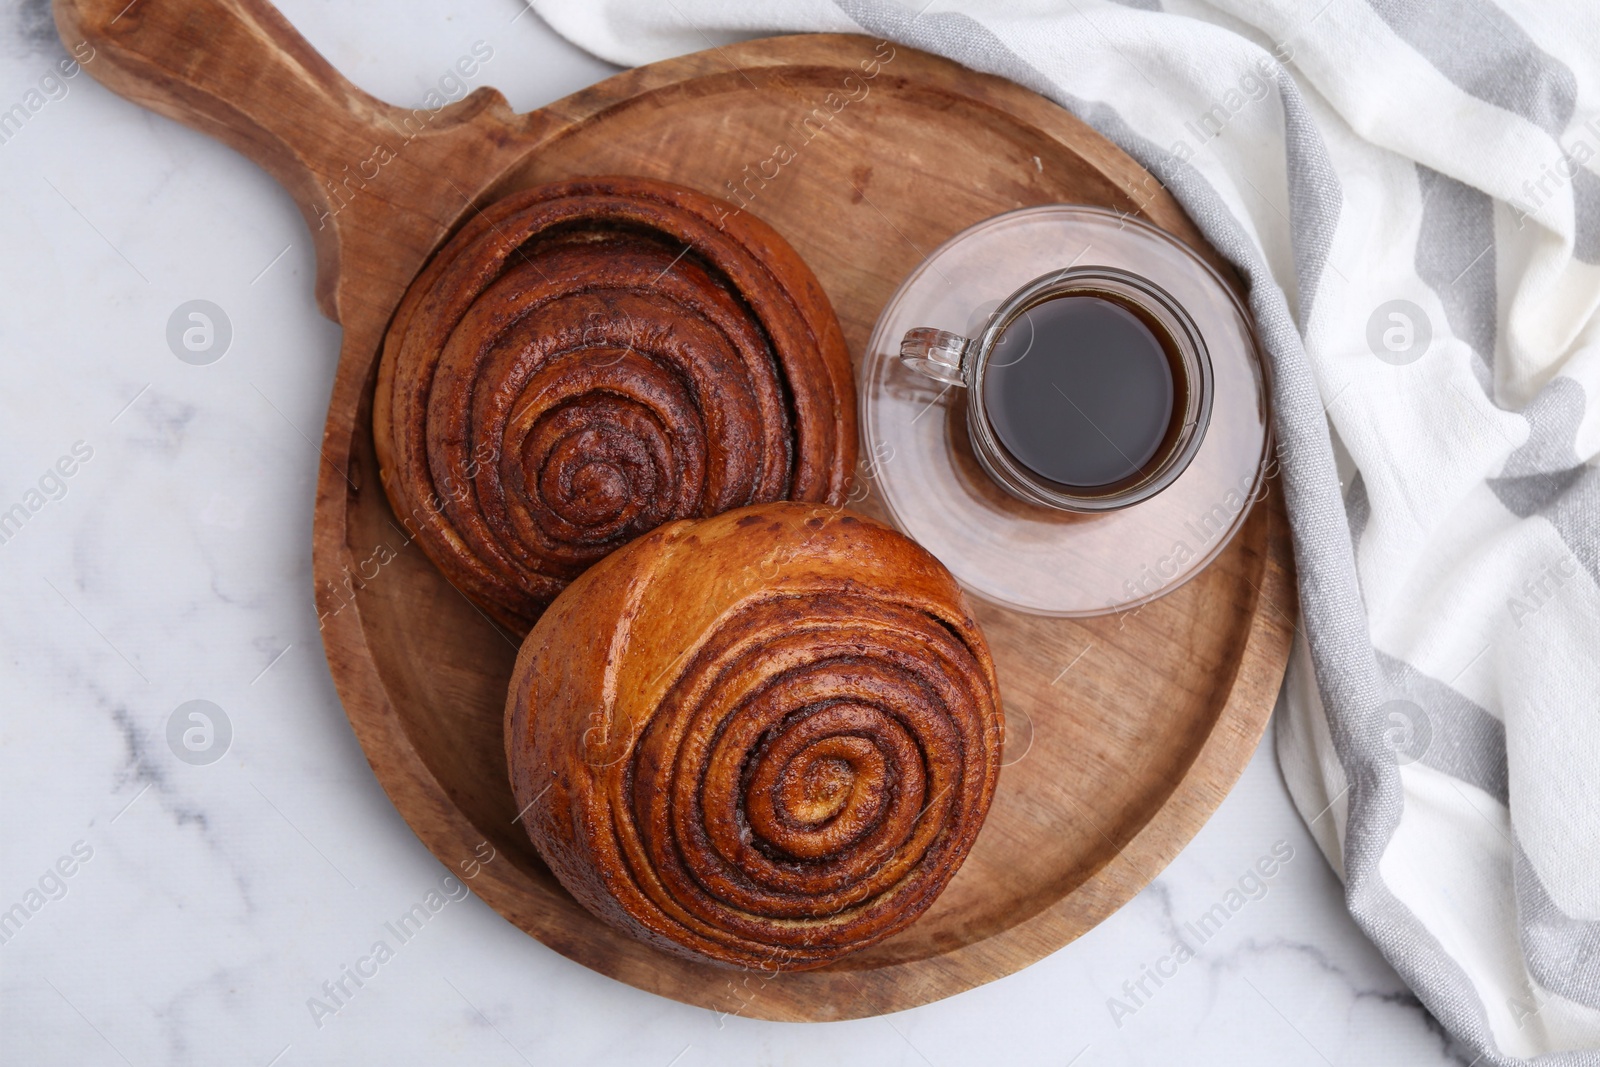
left=59, top=0, right=1296, bottom=1021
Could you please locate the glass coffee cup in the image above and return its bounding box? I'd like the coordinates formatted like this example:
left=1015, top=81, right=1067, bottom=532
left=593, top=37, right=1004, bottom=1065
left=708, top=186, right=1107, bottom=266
left=861, top=204, right=1268, bottom=616
left=898, top=267, right=1212, bottom=513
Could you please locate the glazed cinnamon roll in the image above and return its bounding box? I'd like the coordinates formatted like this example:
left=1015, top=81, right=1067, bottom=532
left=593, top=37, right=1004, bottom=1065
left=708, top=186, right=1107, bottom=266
left=506, top=504, right=1003, bottom=970
left=374, top=177, right=855, bottom=631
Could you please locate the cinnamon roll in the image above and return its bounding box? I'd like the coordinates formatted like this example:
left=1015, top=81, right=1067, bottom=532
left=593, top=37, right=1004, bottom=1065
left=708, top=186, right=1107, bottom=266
left=506, top=504, right=1003, bottom=970
left=374, top=177, right=856, bottom=631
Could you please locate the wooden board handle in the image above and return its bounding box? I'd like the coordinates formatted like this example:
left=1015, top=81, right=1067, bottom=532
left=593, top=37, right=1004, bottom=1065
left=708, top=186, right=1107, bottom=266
left=54, top=0, right=524, bottom=320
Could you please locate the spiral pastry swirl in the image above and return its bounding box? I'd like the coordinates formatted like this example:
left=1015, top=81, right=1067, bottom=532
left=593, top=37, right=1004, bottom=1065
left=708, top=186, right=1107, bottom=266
left=374, top=177, right=856, bottom=631
left=506, top=504, right=1003, bottom=970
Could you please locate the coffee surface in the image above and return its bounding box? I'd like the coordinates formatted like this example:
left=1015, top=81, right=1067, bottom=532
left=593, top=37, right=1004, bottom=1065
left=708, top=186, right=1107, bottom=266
left=982, top=294, right=1176, bottom=489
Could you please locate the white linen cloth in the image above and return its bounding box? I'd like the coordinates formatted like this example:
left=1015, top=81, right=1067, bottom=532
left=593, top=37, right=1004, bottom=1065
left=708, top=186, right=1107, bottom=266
left=529, top=0, right=1600, bottom=1061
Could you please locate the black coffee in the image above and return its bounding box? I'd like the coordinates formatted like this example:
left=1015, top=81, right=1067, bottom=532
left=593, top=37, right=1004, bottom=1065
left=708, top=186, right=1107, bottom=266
left=981, top=293, right=1178, bottom=490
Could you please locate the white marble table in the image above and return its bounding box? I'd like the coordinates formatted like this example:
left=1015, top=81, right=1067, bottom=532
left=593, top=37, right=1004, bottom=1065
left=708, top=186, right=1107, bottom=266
left=0, top=2, right=1473, bottom=1063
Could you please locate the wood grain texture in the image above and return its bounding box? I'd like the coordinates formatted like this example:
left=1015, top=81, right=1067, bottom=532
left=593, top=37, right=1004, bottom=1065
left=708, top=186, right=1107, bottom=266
left=57, top=0, right=1297, bottom=1021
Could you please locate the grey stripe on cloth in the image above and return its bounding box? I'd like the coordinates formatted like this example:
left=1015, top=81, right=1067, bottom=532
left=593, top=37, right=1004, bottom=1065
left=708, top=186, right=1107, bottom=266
left=1533, top=463, right=1600, bottom=589
left=1499, top=377, right=1586, bottom=477
left=1346, top=471, right=1371, bottom=549
left=1489, top=376, right=1586, bottom=517
left=829, top=2, right=1593, bottom=1062
left=1573, top=165, right=1600, bottom=265
left=1368, top=0, right=1600, bottom=265
left=1283, top=88, right=1341, bottom=328
left=1487, top=377, right=1599, bottom=587
left=1375, top=650, right=1508, bottom=806
left=1515, top=840, right=1600, bottom=1010
left=1366, top=0, right=1577, bottom=137
left=1376, top=648, right=1600, bottom=1010
left=1416, top=165, right=1497, bottom=395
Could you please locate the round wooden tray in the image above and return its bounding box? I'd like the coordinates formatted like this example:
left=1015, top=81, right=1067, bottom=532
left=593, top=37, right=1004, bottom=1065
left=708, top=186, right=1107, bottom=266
left=61, top=0, right=1295, bottom=1022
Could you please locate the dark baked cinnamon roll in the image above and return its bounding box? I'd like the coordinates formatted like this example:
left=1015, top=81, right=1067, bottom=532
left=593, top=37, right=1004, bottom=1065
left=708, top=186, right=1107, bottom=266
left=505, top=504, right=1003, bottom=970
left=374, top=177, right=855, bottom=631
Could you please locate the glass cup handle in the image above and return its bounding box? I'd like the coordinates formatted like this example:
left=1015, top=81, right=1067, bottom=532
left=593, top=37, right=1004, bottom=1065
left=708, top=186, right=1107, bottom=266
left=899, top=328, right=972, bottom=387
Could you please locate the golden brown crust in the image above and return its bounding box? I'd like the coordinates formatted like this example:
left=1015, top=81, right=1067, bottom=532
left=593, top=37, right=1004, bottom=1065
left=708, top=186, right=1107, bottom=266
left=505, top=503, right=1003, bottom=970
left=374, top=177, right=856, bottom=632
